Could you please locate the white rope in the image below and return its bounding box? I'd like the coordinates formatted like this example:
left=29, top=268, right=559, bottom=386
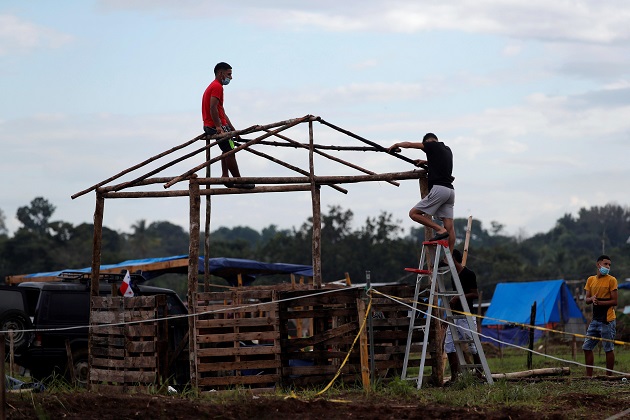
left=380, top=291, right=630, bottom=377
left=0, top=285, right=364, bottom=334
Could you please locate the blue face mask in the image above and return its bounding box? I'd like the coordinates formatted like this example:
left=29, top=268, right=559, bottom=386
left=221, top=77, right=231, bottom=86
left=599, top=266, right=610, bottom=276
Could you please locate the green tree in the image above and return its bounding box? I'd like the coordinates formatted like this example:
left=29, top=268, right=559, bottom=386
left=16, top=197, right=55, bottom=235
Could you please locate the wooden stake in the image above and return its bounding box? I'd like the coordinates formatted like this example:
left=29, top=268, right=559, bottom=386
left=462, top=216, right=473, bottom=266
left=357, top=299, right=371, bottom=391
left=309, top=120, right=322, bottom=288
left=187, top=176, right=201, bottom=388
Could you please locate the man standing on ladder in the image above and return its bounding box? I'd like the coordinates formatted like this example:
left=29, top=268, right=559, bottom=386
left=444, top=249, right=482, bottom=383
left=388, top=133, right=455, bottom=250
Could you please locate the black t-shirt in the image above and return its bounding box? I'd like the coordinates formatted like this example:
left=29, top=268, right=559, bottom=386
left=423, top=141, right=453, bottom=190
left=450, top=266, right=477, bottom=312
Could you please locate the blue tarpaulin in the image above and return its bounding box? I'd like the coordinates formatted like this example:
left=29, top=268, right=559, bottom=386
left=15, top=255, right=313, bottom=286
left=481, top=279, right=586, bottom=347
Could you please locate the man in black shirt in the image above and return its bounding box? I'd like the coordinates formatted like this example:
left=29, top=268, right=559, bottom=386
left=444, top=249, right=482, bottom=382
left=388, top=133, right=455, bottom=250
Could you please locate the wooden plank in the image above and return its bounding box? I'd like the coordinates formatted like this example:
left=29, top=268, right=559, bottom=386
left=127, top=341, right=156, bottom=353
left=282, top=365, right=359, bottom=376
left=91, top=357, right=156, bottom=369
left=197, top=331, right=279, bottom=343
left=197, top=359, right=280, bottom=372
left=196, top=345, right=279, bottom=357
left=280, top=308, right=356, bottom=319
left=92, top=336, right=126, bottom=347
left=90, top=368, right=125, bottom=383
left=197, top=290, right=275, bottom=301
left=90, top=311, right=125, bottom=324
left=124, top=371, right=157, bottom=383
left=125, top=324, right=156, bottom=337
left=195, top=317, right=278, bottom=328
left=91, top=326, right=124, bottom=335
left=197, top=374, right=280, bottom=387
left=91, top=347, right=125, bottom=358
left=283, top=322, right=357, bottom=351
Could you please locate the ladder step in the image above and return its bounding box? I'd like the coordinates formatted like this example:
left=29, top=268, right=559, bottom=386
left=405, top=268, right=431, bottom=275
left=422, top=239, right=449, bottom=246
left=460, top=363, right=483, bottom=369
left=436, top=291, right=460, bottom=297
left=446, top=315, right=467, bottom=320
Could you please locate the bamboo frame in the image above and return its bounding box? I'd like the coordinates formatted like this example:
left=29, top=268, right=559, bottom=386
left=72, top=114, right=432, bottom=388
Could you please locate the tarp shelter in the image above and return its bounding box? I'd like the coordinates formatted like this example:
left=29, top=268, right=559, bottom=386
left=5, top=255, right=313, bottom=287
left=481, top=279, right=586, bottom=348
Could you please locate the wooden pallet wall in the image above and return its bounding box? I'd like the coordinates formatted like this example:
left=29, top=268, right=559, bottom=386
left=89, top=295, right=168, bottom=393
left=194, top=289, right=280, bottom=390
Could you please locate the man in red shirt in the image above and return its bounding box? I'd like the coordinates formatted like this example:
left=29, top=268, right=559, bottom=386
left=202, top=62, right=254, bottom=189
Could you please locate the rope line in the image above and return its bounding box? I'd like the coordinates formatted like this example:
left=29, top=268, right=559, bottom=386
left=373, top=289, right=630, bottom=377
left=315, top=294, right=373, bottom=395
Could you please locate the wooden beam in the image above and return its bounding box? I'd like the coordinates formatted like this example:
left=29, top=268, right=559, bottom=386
left=187, top=176, right=201, bottom=387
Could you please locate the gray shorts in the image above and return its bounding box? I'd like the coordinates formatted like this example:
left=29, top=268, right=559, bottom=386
left=413, top=185, right=455, bottom=218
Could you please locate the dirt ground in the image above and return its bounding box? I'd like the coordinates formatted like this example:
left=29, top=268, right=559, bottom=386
left=4, top=386, right=629, bottom=420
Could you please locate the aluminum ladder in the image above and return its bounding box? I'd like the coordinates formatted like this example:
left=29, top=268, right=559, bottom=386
left=400, top=238, right=493, bottom=388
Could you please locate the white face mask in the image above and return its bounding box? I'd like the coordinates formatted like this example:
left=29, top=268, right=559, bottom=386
left=221, top=77, right=231, bottom=86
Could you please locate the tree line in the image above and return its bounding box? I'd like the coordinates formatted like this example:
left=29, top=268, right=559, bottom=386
left=1, top=197, right=629, bottom=301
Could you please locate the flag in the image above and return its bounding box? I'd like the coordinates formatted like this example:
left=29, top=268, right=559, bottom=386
left=119, top=271, right=134, bottom=297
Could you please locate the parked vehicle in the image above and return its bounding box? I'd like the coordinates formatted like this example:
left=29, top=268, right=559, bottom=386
left=0, top=284, right=40, bottom=351
left=14, top=272, right=189, bottom=386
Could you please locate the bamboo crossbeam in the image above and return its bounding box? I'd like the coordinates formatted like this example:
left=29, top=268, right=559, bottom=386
left=72, top=117, right=313, bottom=199
left=99, top=177, right=177, bottom=192
left=317, top=118, right=424, bottom=168
left=101, top=184, right=314, bottom=198
left=196, top=171, right=424, bottom=186
left=243, top=140, right=385, bottom=152
left=264, top=129, right=399, bottom=187
left=164, top=115, right=311, bottom=189
left=242, top=147, right=348, bottom=194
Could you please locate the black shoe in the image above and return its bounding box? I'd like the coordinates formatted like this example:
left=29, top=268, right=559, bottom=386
left=224, top=182, right=235, bottom=188
left=235, top=183, right=255, bottom=189
left=429, top=232, right=449, bottom=241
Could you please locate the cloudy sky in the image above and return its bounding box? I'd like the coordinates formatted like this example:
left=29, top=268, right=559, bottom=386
left=2, top=1, right=629, bottom=240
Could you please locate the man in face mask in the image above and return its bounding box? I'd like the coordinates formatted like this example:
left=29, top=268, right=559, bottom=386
left=583, top=254, right=618, bottom=376
left=202, top=61, right=254, bottom=189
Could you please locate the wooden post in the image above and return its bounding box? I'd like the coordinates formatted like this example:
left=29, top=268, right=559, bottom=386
left=462, top=216, right=473, bottom=266
left=65, top=339, right=76, bottom=386
left=357, top=299, right=370, bottom=391
left=309, top=120, right=322, bottom=287
left=187, top=176, right=201, bottom=388
left=527, top=301, right=537, bottom=370
left=1, top=333, right=5, bottom=420
left=87, top=193, right=105, bottom=391
left=9, top=331, right=14, bottom=378
left=204, top=137, right=211, bottom=292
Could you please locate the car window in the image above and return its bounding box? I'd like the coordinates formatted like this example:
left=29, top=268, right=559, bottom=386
left=0, top=290, right=25, bottom=312
left=45, top=292, right=90, bottom=322
left=23, top=289, right=41, bottom=317
left=166, top=295, right=187, bottom=315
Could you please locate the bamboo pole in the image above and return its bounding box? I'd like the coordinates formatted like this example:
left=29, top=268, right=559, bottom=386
left=165, top=115, right=311, bottom=189
left=204, top=140, right=211, bottom=292
left=71, top=117, right=304, bottom=199
left=187, top=176, right=201, bottom=388
left=242, top=147, right=348, bottom=194
left=87, top=193, right=104, bottom=392
left=102, top=171, right=426, bottom=198
left=462, top=216, right=473, bottom=266
left=245, top=139, right=395, bottom=152
left=309, top=120, right=322, bottom=288
left=263, top=129, right=400, bottom=187
left=317, top=118, right=424, bottom=167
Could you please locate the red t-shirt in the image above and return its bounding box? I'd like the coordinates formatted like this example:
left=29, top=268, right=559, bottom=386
left=202, top=79, right=227, bottom=128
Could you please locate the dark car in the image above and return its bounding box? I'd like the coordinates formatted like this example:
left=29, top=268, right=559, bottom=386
left=0, top=284, right=40, bottom=351
left=15, top=272, right=189, bottom=386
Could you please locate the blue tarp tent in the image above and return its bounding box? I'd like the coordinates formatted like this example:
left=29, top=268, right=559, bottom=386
left=9, top=255, right=313, bottom=286
left=481, top=279, right=586, bottom=348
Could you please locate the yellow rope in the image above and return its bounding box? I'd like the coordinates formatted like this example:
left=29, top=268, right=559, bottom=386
left=316, top=294, right=373, bottom=395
